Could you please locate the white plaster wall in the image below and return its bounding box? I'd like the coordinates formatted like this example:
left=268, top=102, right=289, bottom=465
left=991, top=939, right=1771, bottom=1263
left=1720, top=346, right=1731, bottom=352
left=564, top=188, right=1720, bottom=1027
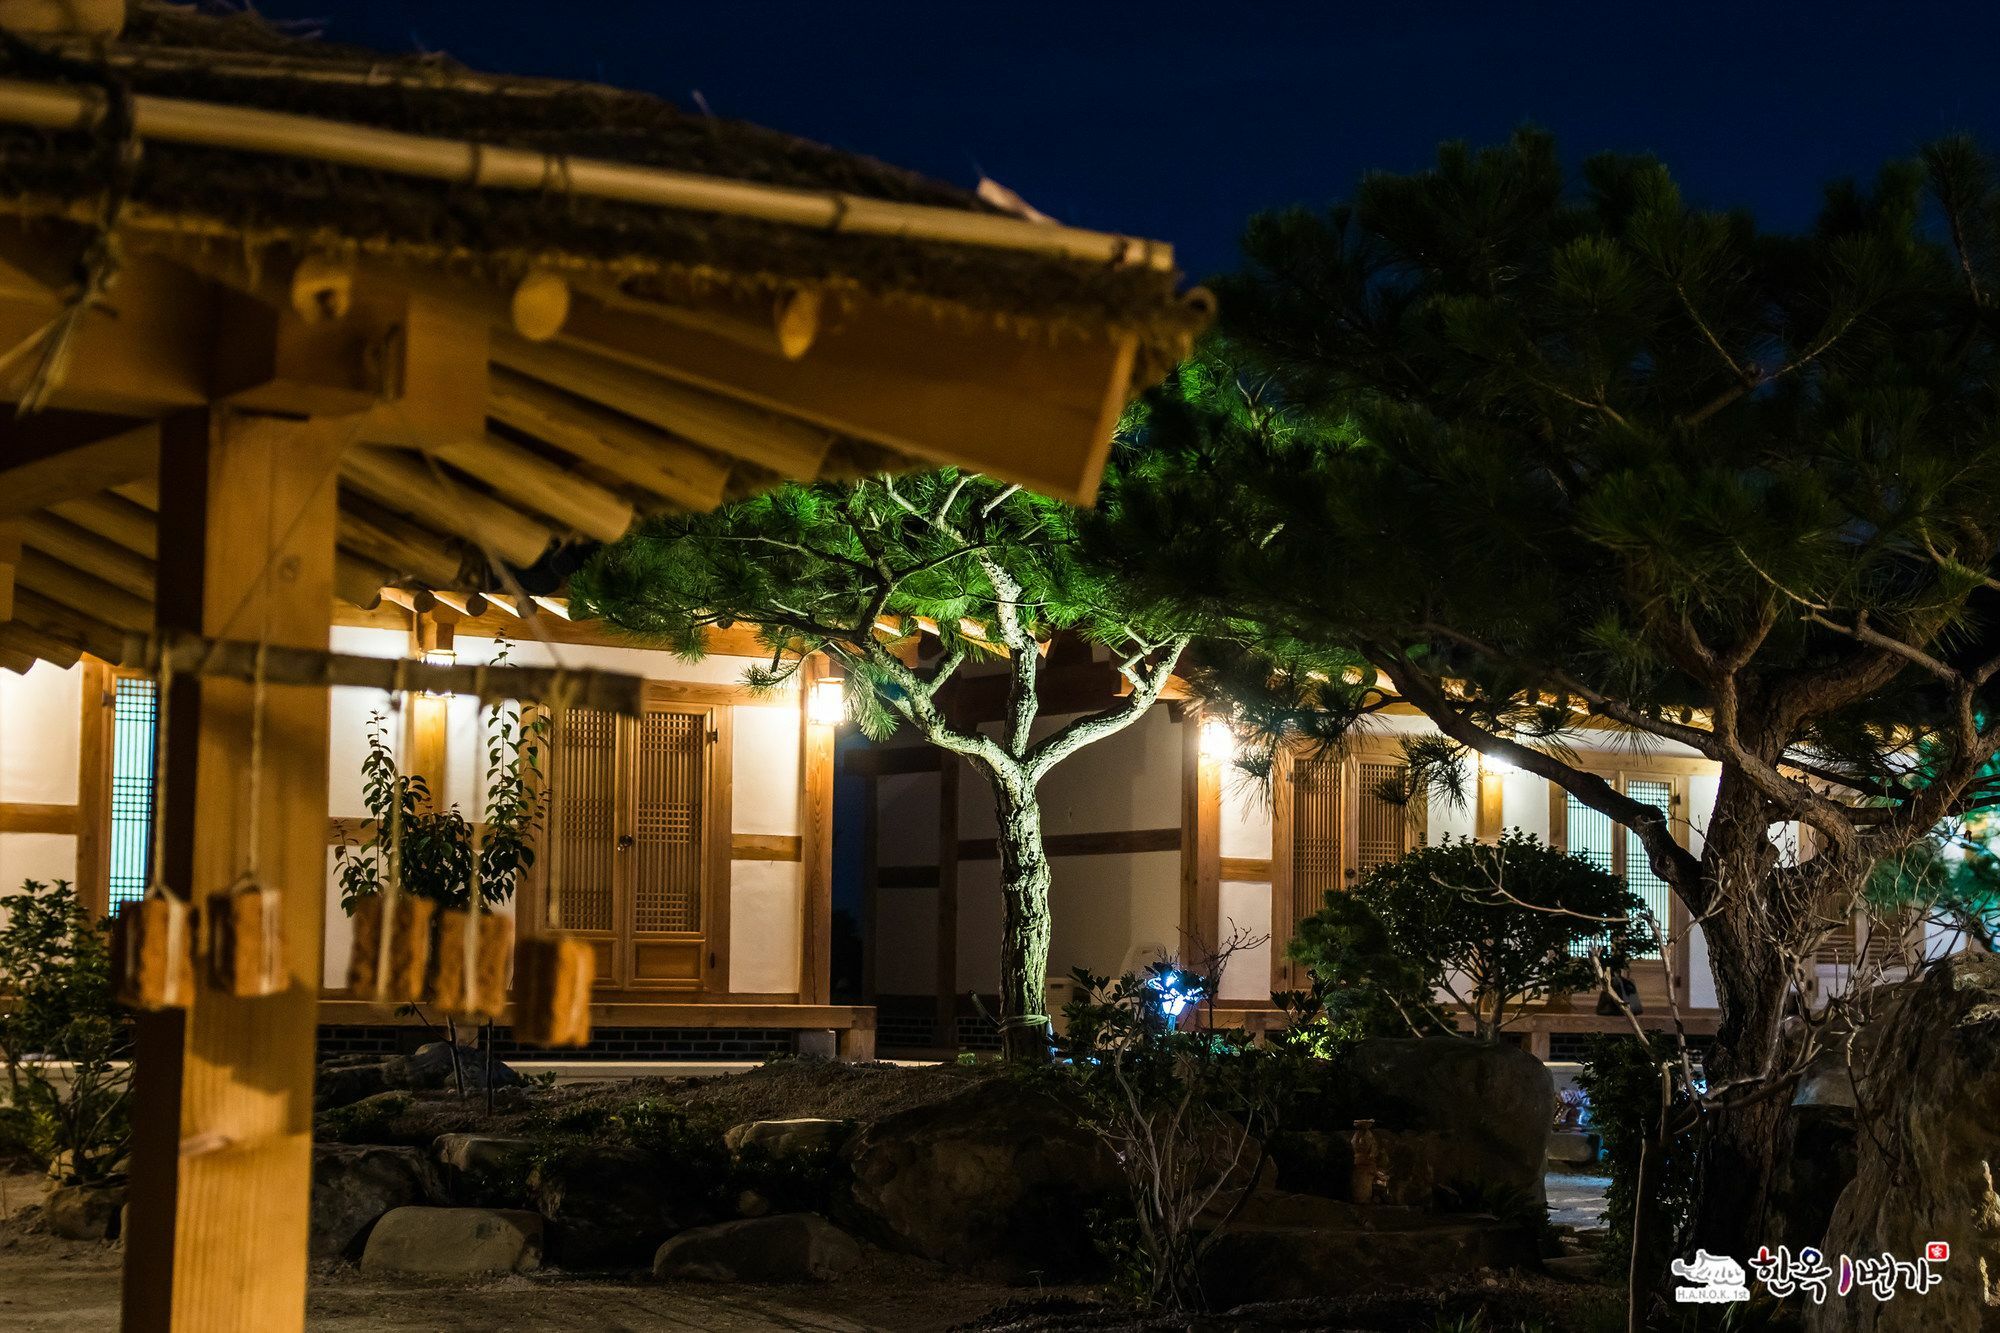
left=1217, top=879, right=1273, bottom=1001
left=0, top=663, right=83, bottom=933
left=1684, top=774, right=1720, bottom=1008
left=1496, top=771, right=1549, bottom=841
left=0, top=661, right=80, bottom=804
left=319, top=630, right=806, bottom=995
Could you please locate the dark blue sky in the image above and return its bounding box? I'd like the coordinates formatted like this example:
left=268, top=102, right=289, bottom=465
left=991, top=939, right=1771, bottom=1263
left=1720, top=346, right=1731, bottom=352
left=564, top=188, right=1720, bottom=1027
left=256, top=2, right=2000, bottom=280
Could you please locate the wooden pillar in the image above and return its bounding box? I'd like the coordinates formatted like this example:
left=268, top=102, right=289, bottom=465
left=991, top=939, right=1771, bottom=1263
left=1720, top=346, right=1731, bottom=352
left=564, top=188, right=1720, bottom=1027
left=75, top=656, right=113, bottom=919
left=403, top=613, right=453, bottom=809
left=934, top=754, right=959, bottom=1048
left=122, top=410, right=337, bottom=1333
left=1476, top=768, right=1505, bottom=841
left=1179, top=713, right=1220, bottom=964
left=797, top=654, right=834, bottom=1005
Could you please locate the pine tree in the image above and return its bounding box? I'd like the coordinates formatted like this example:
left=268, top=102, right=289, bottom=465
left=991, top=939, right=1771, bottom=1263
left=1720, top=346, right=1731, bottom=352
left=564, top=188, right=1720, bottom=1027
left=1099, top=130, right=2000, bottom=1254
left=574, top=470, right=1190, bottom=1060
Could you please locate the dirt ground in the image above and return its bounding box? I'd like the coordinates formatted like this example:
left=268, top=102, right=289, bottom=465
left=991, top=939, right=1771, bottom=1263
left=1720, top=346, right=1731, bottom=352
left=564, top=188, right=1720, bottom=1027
left=0, top=1233, right=1077, bottom=1332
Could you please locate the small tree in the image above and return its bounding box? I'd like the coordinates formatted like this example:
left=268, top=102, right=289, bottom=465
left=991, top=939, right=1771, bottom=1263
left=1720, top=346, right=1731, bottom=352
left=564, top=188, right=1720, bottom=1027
left=337, top=670, right=548, bottom=1092
left=0, top=879, right=127, bottom=1185
left=1293, top=831, right=1657, bottom=1040
left=574, top=471, right=1190, bottom=1059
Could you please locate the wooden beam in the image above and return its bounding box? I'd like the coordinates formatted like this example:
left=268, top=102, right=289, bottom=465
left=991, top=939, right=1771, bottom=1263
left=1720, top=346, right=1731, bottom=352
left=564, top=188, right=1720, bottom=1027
left=22, top=512, right=156, bottom=598
left=123, top=410, right=339, bottom=1333
left=15, top=547, right=152, bottom=630
left=493, top=333, right=833, bottom=479
left=0, top=516, right=17, bottom=620
left=8, top=587, right=124, bottom=660
left=488, top=368, right=732, bottom=512
left=0, top=799, right=80, bottom=833
left=0, top=420, right=159, bottom=517
left=48, top=491, right=158, bottom=557
left=731, top=833, right=803, bottom=862
left=558, top=293, right=1140, bottom=504
left=0, top=620, right=84, bottom=668
left=1221, top=856, right=1273, bottom=883
left=582, top=281, right=822, bottom=361
left=370, top=435, right=634, bottom=543
left=0, top=249, right=210, bottom=415
left=798, top=654, right=835, bottom=1006
left=334, top=497, right=467, bottom=589
left=340, top=447, right=552, bottom=568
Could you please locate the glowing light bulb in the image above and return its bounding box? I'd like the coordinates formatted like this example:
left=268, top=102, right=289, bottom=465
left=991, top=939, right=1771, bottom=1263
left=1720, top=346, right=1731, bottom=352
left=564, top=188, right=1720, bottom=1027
left=807, top=676, right=845, bottom=726
left=1200, top=717, right=1236, bottom=762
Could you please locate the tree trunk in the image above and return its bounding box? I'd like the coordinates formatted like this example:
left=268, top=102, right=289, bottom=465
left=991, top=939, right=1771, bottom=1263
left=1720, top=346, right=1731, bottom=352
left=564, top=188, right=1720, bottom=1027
left=1689, top=884, right=1798, bottom=1257
left=990, top=777, right=1055, bottom=1062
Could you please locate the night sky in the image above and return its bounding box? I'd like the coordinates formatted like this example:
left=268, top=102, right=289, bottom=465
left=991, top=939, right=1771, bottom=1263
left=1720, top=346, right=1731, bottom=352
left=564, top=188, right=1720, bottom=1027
left=253, top=1, right=2000, bottom=281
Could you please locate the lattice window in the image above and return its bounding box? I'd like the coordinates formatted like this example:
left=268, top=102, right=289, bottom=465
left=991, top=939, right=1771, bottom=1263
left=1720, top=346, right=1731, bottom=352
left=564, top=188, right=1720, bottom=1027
left=107, top=675, right=157, bottom=911
left=633, top=709, right=704, bottom=933
left=550, top=706, right=617, bottom=932
left=1356, top=760, right=1422, bottom=875
left=1565, top=792, right=1615, bottom=873
left=1291, top=751, right=1343, bottom=918
left=1623, top=780, right=1673, bottom=956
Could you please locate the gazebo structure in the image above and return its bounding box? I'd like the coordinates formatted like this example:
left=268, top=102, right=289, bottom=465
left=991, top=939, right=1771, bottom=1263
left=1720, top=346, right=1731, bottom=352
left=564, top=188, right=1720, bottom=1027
left=0, top=5, right=1200, bottom=1327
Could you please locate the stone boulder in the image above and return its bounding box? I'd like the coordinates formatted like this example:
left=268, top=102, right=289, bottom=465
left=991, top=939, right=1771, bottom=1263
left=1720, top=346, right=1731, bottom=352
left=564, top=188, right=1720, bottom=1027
left=724, top=1118, right=848, bottom=1160
left=44, top=1183, right=124, bottom=1241
left=405, top=1041, right=524, bottom=1092
left=842, top=1078, right=1119, bottom=1278
left=529, top=1146, right=680, bottom=1269
left=1344, top=1037, right=1554, bottom=1206
left=359, top=1206, right=542, bottom=1276
left=1273, top=1126, right=1442, bottom=1207
left=314, top=1055, right=410, bottom=1111
left=1807, top=954, right=2000, bottom=1333
left=432, top=1134, right=534, bottom=1202
left=311, top=1143, right=441, bottom=1259
left=653, top=1214, right=862, bottom=1283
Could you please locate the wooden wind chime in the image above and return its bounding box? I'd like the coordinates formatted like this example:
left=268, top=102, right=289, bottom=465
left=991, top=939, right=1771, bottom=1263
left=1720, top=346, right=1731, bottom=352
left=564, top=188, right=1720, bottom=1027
left=112, top=649, right=289, bottom=1009
left=341, top=670, right=595, bottom=1046
left=510, top=694, right=595, bottom=1046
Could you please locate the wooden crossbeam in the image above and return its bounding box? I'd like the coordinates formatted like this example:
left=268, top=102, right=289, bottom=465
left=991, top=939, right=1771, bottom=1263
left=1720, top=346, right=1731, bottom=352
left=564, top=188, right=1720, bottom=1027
left=0, top=418, right=158, bottom=517
left=558, top=294, right=1140, bottom=504
left=493, top=332, right=833, bottom=479
left=380, top=435, right=635, bottom=543
left=340, top=447, right=552, bottom=568
left=48, top=490, right=158, bottom=556
left=487, top=368, right=731, bottom=512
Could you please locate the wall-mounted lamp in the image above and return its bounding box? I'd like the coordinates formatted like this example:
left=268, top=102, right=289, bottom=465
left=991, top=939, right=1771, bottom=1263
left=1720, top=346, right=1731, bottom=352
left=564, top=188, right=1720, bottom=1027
left=807, top=675, right=846, bottom=726
left=1199, top=716, right=1237, bottom=762
left=1480, top=752, right=1518, bottom=777
left=421, top=647, right=457, bottom=699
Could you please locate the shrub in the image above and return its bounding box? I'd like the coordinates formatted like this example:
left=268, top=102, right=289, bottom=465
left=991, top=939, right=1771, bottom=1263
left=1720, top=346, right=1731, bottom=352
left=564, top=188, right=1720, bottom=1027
left=1291, top=830, right=1658, bottom=1039
left=1575, top=1036, right=1697, bottom=1282
left=0, top=879, right=128, bottom=1184
left=1048, top=964, right=1303, bottom=1311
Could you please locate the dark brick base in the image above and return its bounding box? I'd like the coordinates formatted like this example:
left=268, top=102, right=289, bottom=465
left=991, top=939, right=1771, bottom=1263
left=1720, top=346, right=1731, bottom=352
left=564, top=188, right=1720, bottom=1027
left=317, top=1023, right=796, bottom=1062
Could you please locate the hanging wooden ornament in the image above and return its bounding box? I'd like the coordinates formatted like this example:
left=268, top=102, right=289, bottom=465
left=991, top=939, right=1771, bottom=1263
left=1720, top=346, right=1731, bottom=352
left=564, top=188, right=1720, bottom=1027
left=508, top=692, right=592, bottom=1047
left=205, top=646, right=285, bottom=997
left=113, top=895, right=196, bottom=1011
left=511, top=934, right=595, bottom=1047
left=113, top=657, right=194, bottom=1010
left=347, top=892, right=434, bottom=1002
left=430, top=906, right=513, bottom=1020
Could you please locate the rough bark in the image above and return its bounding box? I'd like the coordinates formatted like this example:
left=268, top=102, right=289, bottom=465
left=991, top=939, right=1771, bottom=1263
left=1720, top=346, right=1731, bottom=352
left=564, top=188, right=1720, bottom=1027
left=990, top=776, right=1055, bottom=1062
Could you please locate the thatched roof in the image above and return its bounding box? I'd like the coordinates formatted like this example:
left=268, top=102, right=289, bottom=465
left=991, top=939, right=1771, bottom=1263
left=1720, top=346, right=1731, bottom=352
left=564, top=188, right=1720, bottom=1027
left=0, top=3, right=1204, bottom=364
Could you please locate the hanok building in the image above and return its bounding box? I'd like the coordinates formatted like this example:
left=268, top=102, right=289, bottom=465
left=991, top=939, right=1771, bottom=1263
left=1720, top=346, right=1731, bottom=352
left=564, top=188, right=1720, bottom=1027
left=0, top=4, right=1201, bottom=1327
left=859, top=659, right=1958, bottom=1060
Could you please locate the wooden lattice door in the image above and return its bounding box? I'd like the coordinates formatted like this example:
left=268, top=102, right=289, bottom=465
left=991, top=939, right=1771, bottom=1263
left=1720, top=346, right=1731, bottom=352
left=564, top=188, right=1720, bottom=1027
left=542, top=700, right=722, bottom=993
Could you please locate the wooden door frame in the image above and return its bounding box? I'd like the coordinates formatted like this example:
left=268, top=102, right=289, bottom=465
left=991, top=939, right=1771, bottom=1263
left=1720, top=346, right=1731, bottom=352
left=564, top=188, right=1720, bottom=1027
left=1547, top=762, right=1694, bottom=998
left=519, top=680, right=736, bottom=1000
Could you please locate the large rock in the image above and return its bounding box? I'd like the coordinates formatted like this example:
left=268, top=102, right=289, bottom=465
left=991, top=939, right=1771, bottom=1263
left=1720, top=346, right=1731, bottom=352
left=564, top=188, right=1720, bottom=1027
left=529, top=1146, right=680, bottom=1269
left=842, top=1078, right=1119, bottom=1278
left=359, top=1206, right=542, bottom=1275
left=653, top=1213, right=862, bottom=1283
left=1344, top=1037, right=1554, bottom=1207
left=1807, top=955, right=2000, bottom=1333
left=44, top=1183, right=123, bottom=1241
left=311, top=1143, right=441, bottom=1259
left=405, top=1041, right=524, bottom=1092
left=432, top=1133, right=535, bottom=1203
left=724, top=1118, right=848, bottom=1160
left=314, top=1056, right=406, bottom=1111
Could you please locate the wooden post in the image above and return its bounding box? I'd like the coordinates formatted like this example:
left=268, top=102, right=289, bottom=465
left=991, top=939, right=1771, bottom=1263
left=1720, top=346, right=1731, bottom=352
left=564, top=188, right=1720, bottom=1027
left=859, top=771, right=878, bottom=1003
left=934, top=754, right=959, bottom=1048
left=404, top=613, right=453, bottom=809
left=797, top=654, right=834, bottom=1005
left=1179, top=713, right=1221, bottom=967
left=122, top=410, right=337, bottom=1333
